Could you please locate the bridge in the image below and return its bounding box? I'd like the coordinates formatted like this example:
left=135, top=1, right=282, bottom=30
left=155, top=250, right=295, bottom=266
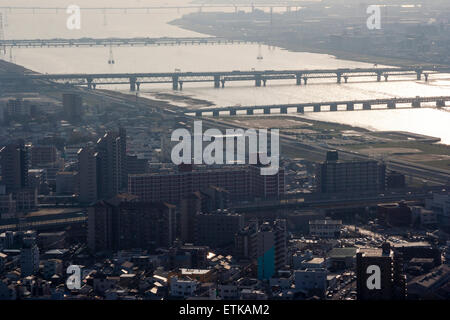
left=0, top=37, right=256, bottom=49
left=0, top=2, right=312, bottom=13
left=2, top=66, right=447, bottom=91
left=186, top=96, right=450, bottom=117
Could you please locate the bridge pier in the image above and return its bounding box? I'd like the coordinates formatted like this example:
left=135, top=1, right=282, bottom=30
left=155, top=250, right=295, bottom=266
left=213, top=110, right=220, bottom=117
left=424, top=74, right=429, bottom=82
left=87, top=78, right=93, bottom=90
left=344, top=76, right=349, bottom=83
left=264, top=107, right=271, bottom=114
left=336, top=73, right=342, bottom=84
left=384, top=75, right=389, bottom=82
left=130, top=77, right=136, bottom=92
left=172, top=75, right=179, bottom=90
left=387, top=101, right=396, bottom=109
left=330, top=103, right=338, bottom=111
left=296, top=73, right=302, bottom=85
left=136, top=82, right=141, bottom=91
left=255, top=75, right=262, bottom=87
left=221, top=79, right=226, bottom=88
left=230, top=109, right=237, bottom=116
left=416, top=71, right=422, bottom=80
left=376, top=72, right=382, bottom=82
left=346, top=102, right=354, bottom=111
left=263, top=79, right=267, bottom=87
left=280, top=106, right=288, bottom=114
left=195, top=111, right=202, bottom=117
left=214, top=75, right=220, bottom=88
left=363, top=103, right=372, bottom=110
left=179, top=81, right=183, bottom=91
left=436, top=100, right=445, bottom=108
left=313, top=104, right=321, bottom=112
left=303, top=77, right=308, bottom=85
left=412, top=100, right=421, bottom=108
left=296, top=106, right=304, bottom=113
left=247, top=109, right=254, bottom=115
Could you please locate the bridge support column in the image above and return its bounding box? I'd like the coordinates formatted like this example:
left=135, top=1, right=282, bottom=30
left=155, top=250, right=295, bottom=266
left=255, top=75, right=262, bottom=87
left=136, top=82, right=141, bottom=91
left=384, top=75, right=389, bottom=82
left=363, top=103, right=371, bottom=110
left=424, top=74, right=429, bottom=82
left=263, top=79, right=267, bottom=87
left=330, top=103, right=338, bottom=111
left=344, top=76, right=349, bottom=83
left=247, top=109, right=254, bottom=115
left=87, top=78, right=93, bottom=90
left=376, top=72, right=382, bottom=82
left=195, top=111, right=202, bottom=117
left=346, top=103, right=354, bottom=111
left=412, top=100, right=421, bottom=108
left=313, top=104, right=321, bottom=112
left=92, top=83, right=97, bottom=90
left=387, top=101, right=396, bottom=109
left=436, top=100, right=445, bottom=108
left=303, top=77, right=308, bottom=85
left=296, top=73, right=302, bottom=85
left=296, top=106, right=304, bottom=113
left=172, top=75, right=179, bottom=90
left=213, top=110, right=220, bottom=117
left=221, top=79, right=226, bottom=88
left=280, top=106, right=288, bottom=114
left=416, top=71, right=422, bottom=80
left=263, top=107, right=271, bottom=114
left=214, top=75, right=220, bottom=88
left=130, top=77, right=136, bottom=92
left=230, top=109, right=237, bottom=116
left=179, top=81, right=183, bottom=91
left=336, top=73, right=342, bottom=84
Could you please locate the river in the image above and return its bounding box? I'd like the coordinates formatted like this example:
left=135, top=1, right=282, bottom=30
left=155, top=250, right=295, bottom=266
left=2, top=0, right=450, bottom=143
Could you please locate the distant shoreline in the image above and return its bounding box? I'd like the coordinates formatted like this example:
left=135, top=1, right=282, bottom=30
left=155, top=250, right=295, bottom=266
left=169, top=19, right=434, bottom=68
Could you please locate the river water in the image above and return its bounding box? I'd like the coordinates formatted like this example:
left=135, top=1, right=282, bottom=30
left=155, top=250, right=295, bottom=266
left=2, top=0, right=450, bottom=143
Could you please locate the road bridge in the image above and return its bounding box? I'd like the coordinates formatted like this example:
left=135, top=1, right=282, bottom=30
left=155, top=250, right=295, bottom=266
left=187, top=96, right=450, bottom=117
left=1, top=66, right=446, bottom=91
left=0, top=37, right=256, bottom=48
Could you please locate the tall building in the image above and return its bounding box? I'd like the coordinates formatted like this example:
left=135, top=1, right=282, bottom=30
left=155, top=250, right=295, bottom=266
left=77, top=147, right=98, bottom=204
left=180, top=192, right=207, bottom=244
left=62, top=93, right=83, bottom=123
left=0, top=142, right=28, bottom=193
left=96, top=129, right=126, bottom=199
left=194, top=210, right=244, bottom=248
left=128, top=164, right=285, bottom=204
left=356, top=243, right=406, bottom=300
left=88, top=194, right=176, bottom=253
left=255, top=220, right=287, bottom=280
left=315, top=151, right=385, bottom=194
left=30, top=145, right=57, bottom=168
left=20, top=237, right=40, bottom=277
left=234, top=220, right=258, bottom=261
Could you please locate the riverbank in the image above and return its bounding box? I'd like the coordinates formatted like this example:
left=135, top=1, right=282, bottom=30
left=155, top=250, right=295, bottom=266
left=169, top=18, right=436, bottom=68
